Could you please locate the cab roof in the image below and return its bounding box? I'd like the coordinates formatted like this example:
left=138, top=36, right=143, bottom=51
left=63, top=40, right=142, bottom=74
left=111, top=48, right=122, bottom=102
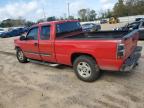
left=32, top=20, right=79, bottom=28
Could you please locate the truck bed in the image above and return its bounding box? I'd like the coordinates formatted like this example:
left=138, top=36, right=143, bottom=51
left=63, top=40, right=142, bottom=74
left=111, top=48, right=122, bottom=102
left=62, top=30, right=132, bottom=40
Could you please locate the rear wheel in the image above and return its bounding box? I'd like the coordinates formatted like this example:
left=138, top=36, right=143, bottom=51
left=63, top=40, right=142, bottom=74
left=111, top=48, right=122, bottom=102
left=73, top=56, right=101, bottom=82
left=16, top=48, right=29, bottom=63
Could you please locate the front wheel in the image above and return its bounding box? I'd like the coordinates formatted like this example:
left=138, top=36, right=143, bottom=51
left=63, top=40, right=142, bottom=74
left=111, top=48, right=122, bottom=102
left=16, top=48, right=29, bottom=63
left=73, top=56, right=101, bottom=82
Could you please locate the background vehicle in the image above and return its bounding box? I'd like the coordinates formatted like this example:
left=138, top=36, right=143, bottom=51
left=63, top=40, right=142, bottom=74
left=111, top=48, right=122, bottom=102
left=0, top=28, right=5, bottom=36
left=100, top=19, right=107, bottom=24
left=82, top=23, right=101, bottom=32
left=109, top=17, right=119, bottom=24
left=14, top=20, right=142, bottom=82
left=115, top=20, right=144, bottom=40
left=0, top=27, right=29, bottom=38
left=135, top=18, right=144, bottom=21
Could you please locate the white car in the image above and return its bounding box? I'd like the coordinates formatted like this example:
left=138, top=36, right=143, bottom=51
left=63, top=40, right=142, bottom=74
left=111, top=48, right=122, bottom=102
left=0, top=28, right=5, bottom=35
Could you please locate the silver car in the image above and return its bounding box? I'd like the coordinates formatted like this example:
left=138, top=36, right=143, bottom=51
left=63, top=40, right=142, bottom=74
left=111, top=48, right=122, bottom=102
left=82, top=23, right=101, bottom=32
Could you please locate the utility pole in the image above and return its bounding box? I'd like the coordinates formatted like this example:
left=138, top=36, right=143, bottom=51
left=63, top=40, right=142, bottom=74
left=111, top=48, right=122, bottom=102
left=42, top=7, right=46, bottom=21
left=67, top=2, right=70, bottom=19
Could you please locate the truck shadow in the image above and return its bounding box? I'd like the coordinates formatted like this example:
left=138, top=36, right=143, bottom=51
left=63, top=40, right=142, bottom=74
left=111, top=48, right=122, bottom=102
left=28, top=59, right=140, bottom=82
left=0, top=51, right=15, bottom=56
left=101, top=69, right=136, bottom=80
left=53, top=64, right=137, bottom=78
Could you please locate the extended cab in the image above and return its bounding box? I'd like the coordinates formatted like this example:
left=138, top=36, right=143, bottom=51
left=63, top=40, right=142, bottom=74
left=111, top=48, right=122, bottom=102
left=14, top=20, right=142, bottom=82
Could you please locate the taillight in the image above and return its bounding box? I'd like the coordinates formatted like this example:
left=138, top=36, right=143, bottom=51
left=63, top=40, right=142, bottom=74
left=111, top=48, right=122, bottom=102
left=117, top=43, right=125, bottom=59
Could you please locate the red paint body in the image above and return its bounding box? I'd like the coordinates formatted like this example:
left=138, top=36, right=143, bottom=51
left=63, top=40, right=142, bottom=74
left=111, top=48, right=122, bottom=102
left=14, top=20, right=139, bottom=71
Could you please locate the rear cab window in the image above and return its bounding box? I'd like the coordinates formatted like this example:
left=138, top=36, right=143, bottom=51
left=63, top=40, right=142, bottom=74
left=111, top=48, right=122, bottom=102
left=56, top=21, right=82, bottom=39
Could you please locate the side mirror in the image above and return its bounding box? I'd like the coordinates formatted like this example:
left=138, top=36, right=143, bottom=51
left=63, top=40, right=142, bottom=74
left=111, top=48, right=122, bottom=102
left=20, top=36, right=26, bottom=41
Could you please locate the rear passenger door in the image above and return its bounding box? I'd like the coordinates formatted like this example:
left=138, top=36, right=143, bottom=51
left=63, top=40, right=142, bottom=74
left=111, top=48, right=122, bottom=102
left=38, top=25, right=56, bottom=62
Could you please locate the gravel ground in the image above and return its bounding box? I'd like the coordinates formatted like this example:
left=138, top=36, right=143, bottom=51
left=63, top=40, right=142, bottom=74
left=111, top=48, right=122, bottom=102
left=0, top=23, right=144, bottom=108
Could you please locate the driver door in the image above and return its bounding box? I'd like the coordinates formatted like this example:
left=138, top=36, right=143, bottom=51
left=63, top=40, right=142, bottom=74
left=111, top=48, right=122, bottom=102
left=21, top=27, right=41, bottom=60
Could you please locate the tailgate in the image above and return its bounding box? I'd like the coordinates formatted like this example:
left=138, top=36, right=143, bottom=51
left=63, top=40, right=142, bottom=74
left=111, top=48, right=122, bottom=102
left=123, top=30, right=139, bottom=60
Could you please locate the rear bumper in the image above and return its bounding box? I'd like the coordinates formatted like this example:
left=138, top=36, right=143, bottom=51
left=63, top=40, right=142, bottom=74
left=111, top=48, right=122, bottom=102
left=120, top=46, right=142, bottom=72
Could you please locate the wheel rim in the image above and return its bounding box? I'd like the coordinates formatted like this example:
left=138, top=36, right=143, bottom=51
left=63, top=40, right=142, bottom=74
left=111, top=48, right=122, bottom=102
left=77, top=62, right=91, bottom=78
left=18, top=50, right=24, bottom=61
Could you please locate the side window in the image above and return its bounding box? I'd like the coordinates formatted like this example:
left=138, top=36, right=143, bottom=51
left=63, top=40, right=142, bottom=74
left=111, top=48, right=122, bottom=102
left=40, top=26, right=50, bottom=40
left=27, top=27, right=38, bottom=40
left=56, top=22, right=81, bottom=39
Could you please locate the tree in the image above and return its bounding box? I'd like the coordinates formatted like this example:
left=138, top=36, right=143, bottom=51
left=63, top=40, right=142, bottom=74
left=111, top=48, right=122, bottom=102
left=60, top=17, right=64, bottom=20
left=0, top=18, right=35, bottom=27
left=68, top=16, right=75, bottom=20
left=47, top=16, right=56, bottom=21
left=88, top=10, right=97, bottom=21
left=105, top=9, right=113, bottom=18
left=135, top=0, right=144, bottom=15
left=0, top=19, right=26, bottom=27
left=37, top=19, right=45, bottom=23
left=25, top=21, right=35, bottom=27
left=112, top=0, right=144, bottom=17
left=126, top=0, right=144, bottom=15
left=99, top=10, right=106, bottom=19
left=78, top=9, right=87, bottom=21
left=113, top=0, right=128, bottom=17
left=78, top=9, right=97, bottom=21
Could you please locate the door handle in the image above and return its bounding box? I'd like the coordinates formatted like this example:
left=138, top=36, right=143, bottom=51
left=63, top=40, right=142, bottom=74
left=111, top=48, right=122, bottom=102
left=34, top=43, right=38, bottom=46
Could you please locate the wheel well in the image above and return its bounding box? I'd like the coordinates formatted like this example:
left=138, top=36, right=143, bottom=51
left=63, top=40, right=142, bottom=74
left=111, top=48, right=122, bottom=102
left=71, top=53, right=96, bottom=65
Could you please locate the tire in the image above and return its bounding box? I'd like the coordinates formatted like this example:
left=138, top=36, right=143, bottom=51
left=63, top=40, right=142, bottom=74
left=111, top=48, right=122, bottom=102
left=73, top=55, right=101, bottom=82
left=16, top=48, right=29, bottom=63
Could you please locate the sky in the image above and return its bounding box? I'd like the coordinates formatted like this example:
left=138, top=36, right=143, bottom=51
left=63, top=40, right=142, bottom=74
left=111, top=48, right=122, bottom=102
left=0, top=0, right=117, bottom=22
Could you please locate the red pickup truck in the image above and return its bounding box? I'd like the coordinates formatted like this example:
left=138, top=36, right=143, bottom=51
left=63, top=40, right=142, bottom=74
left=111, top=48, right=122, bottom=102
left=14, top=20, right=142, bottom=82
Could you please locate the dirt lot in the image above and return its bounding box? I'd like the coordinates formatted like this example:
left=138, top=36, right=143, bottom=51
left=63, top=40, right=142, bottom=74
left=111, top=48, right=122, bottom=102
left=0, top=23, right=144, bottom=108
left=101, top=22, right=126, bottom=30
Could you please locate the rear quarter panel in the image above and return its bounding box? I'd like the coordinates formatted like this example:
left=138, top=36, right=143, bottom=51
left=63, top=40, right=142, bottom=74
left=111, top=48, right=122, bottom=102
left=54, top=40, right=123, bottom=70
